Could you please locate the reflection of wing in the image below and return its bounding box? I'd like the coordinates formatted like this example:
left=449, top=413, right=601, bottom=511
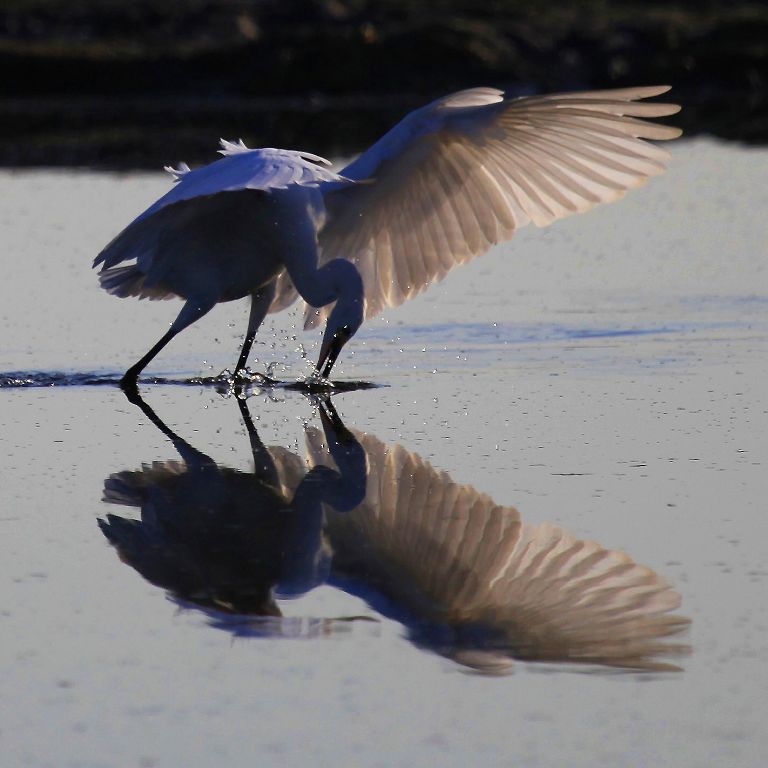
left=102, top=449, right=298, bottom=510
left=307, top=429, right=689, bottom=672
left=101, top=460, right=187, bottom=506
left=100, top=454, right=297, bottom=616
left=266, top=446, right=307, bottom=499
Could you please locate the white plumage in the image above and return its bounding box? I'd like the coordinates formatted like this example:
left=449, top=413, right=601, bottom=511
left=312, top=85, right=681, bottom=325
left=95, top=85, right=681, bottom=388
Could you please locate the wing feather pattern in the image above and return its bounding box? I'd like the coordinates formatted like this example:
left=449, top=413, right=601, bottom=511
left=309, top=85, right=681, bottom=329
left=308, top=429, right=689, bottom=671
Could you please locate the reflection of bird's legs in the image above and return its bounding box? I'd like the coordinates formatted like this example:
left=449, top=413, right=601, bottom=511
left=235, top=395, right=280, bottom=488
left=119, top=386, right=213, bottom=468
left=233, top=281, right=276, bottom=380
left=121, top=297, right=216, bottom=400
left=123, top=387, right=177, bottom=440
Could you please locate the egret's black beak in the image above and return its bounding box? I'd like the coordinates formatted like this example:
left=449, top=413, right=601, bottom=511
left=317, top=325, right=352, bottom=380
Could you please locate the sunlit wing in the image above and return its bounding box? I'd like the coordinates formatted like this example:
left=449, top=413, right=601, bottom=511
left=308, top=85, right=681, bottom=328
left=307, top=428, right=689, bottom=671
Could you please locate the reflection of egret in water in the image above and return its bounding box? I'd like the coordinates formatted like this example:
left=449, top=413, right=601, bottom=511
left=99, top=395, right=365, bottom=616
left=100, top=394, right=690, bottom=673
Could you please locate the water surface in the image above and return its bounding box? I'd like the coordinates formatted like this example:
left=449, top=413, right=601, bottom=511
left=1, top=139, right=767, bottom=767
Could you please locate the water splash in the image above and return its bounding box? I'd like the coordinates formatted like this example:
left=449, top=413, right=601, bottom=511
left=0, top=370, right=380, bottom=394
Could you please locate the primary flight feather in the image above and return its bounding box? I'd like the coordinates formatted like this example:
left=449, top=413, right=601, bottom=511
left=95, top=85, right=681, bottom=390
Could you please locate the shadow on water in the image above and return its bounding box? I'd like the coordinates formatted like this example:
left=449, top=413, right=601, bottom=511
left=0, top=370, right=379, bottom=393
left=98, top=391, right=690, bottom=675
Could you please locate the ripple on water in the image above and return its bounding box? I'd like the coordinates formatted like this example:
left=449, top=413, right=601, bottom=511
left=0, top=370, right=379, bottom=393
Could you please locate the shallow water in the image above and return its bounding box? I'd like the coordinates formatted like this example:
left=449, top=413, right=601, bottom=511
left=1, top=139, right=767, bottom=766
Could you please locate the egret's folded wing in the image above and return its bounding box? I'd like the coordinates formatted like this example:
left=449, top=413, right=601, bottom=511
left=145, top=145, right=341, bottom=228
left=94, top=145, right=344, bottom=272
left=310, top=86, right=681, bottom=328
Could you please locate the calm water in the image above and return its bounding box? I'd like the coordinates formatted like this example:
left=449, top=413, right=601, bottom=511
left=1, top=139, right=767, bottom=767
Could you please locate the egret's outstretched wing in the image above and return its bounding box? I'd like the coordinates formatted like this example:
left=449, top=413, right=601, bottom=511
left=310, top=86, right=681, bottom=327
left=307, top=429, right=689, bottom=671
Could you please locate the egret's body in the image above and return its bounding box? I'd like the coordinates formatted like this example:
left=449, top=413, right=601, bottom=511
left=95, top=86, right=681, bottom=388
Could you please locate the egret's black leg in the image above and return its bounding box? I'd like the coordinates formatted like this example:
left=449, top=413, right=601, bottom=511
left=121, top=297, right=216, bottom=399
left=121, top=328, right=177, bottom=402
left=233, top=282, right=276, bottom=379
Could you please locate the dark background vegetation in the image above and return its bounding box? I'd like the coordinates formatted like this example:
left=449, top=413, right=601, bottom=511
left=2, top=0, right=766, bottom=168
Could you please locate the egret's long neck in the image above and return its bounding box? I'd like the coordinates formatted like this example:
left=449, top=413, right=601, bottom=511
left=308, top=259, right=365, bottom=377
left=302, top=258, right=363, bottom=310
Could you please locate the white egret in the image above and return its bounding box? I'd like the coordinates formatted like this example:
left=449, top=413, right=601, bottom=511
left=95, top=85, right=681, bottom=389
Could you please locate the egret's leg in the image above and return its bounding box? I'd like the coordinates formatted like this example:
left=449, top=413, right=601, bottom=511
left=234, top=282, right=276, bottom=378
left=121, top=297, right=216, bottom=397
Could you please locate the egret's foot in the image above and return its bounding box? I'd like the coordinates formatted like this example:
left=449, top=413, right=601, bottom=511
left=302, top=390, right=332, bottom=409
left=234, top=368, right=279, bottom=387
left=120, top=374, right=142, bottom=405
left=310, top=367, right=327, bottom=382
left=298, top=370, right=335, bottom=392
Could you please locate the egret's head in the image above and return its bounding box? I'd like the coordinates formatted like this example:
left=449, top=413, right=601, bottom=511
left=312, top=258, right=364, bottom=379
left=317, top=296, right=364, bottom=379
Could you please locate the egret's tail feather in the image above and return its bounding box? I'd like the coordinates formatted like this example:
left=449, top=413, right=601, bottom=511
left=98, top=265, right=175, bottom=301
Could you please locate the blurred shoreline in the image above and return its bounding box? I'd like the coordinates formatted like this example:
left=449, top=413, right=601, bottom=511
left=2, top=0, right=766, bottom=168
